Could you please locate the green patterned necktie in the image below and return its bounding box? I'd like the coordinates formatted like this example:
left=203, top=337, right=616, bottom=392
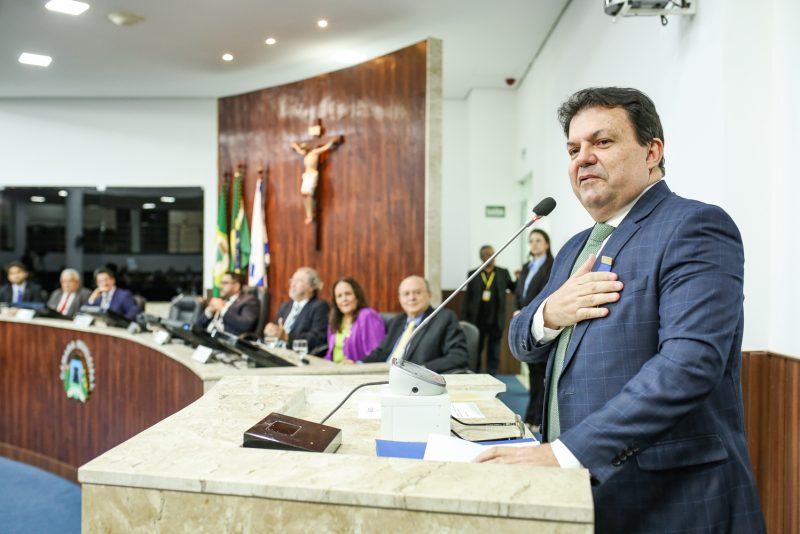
left=546, top=222, right=615, bottom=442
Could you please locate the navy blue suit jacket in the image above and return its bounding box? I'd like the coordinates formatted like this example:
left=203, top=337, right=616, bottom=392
left=509, top=181, right=764, bottom=533
left=89, top=287, right=139, bottom=321
left=275, top=297, right=329, bottom=355
left=195, top=293, right=260, bottom=336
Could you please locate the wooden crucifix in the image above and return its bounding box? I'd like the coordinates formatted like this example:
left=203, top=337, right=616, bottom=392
left=290, top=119, right=343, bottom=226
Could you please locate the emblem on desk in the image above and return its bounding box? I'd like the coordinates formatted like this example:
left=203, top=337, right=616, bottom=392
left=59, top=340, right=95, bottom=403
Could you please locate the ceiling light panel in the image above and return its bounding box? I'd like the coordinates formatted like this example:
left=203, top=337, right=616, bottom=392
left=45, top=0, right=90, bottom=16
left=19, top=53, right=53, bottom=67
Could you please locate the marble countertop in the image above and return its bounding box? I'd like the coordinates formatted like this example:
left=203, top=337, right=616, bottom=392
left=79, top=374, right=593, bottom=523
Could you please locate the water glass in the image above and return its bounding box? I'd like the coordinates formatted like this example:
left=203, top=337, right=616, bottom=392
left=292, top=339, right=309, bottom=356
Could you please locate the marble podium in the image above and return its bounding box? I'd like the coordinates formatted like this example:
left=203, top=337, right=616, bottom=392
left=79, top=374, right=594, bottom=532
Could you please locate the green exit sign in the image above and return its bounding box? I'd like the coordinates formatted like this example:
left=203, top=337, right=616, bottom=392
left=485, top=205, right=506, bottom=218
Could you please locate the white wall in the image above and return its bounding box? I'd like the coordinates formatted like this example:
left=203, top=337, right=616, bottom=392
left=0, top=98, right=218, bottom=286
left=441, top=90, right=520, bottom=289
left=509, top=0, right=785, bottom=352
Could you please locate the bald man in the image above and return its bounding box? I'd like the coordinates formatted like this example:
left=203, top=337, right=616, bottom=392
left=362, top=276, right=468, bottom=373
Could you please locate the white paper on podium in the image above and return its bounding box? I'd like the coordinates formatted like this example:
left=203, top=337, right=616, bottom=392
left=423, top=434, right=540, bottom=463
left=450, top=402, right=485, bottom=419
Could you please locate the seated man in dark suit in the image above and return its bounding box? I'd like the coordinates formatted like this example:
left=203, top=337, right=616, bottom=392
left=196, top=271, right=259, bottom=336
left=363, top=275, right=469, bottom=373
left=0, top=261, right=46, bottom=304
left=87, top=267, right=140, bottom=321
left=47, top=268, right=91, bottom=318
left=264, top=266, right=329, bottom=354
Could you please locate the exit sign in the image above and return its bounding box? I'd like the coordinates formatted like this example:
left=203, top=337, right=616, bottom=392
left=485, top=205, right=506, bottom=218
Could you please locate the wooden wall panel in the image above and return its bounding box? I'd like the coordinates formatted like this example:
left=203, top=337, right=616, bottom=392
left=741, top=351, right=800, bottom=534
left=0, top=321, right=204, bottom=481
left=218, top=42, right=429, bottom=315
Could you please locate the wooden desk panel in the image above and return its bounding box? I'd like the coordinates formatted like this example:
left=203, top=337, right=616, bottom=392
left=0, top=320, right=204, bottom=481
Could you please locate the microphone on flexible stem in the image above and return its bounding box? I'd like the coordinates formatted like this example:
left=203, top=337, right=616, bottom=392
left=389, top=197, right=556, bottom=392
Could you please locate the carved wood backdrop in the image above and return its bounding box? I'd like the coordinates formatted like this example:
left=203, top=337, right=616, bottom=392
left=218, top=42, right=428, bottom=314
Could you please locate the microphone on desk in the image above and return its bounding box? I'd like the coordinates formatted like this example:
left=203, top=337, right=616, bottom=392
left=397, top=197, right=556, bottom=362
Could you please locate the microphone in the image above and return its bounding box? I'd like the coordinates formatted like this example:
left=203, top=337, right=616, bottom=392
left=398, top=196, right=556, bottom=362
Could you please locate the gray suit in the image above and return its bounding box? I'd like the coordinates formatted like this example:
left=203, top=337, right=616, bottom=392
left=47, top=288, right=91, bottom=318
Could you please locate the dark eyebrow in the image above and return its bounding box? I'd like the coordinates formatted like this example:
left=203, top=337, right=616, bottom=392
left=566, top=129, right=612, bottom=147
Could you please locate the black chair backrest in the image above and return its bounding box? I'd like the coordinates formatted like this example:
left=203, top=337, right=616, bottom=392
left=254, top=286, right=270, bottom=338
left=380, top=312, right=400, bottom=330
left=168, top=294, right=201, bottom=324
left=133, top=295, right=147, bottom=314
left=459, top=320, right=480, bottom=372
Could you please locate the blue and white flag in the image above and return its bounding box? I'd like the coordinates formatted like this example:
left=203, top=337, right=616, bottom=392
left=247, top=179, right=270, bottom=287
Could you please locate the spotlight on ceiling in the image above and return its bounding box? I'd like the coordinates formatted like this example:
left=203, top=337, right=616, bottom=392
left=317, top=19, right=329, bottom=28
left=142, top=203, right=156, bottom=210
left=222, top=53, right=234, bottom=62
left=58, top=190, right=69, bottom=197
left=160, top=196, right=176, bottom=203
left=265, top=37, right=277, bottom=46
left=31, top=196, right=46, bottom=203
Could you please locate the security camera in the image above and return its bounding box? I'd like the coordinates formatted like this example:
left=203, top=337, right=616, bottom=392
left=604, top=0, right=695, bottom=18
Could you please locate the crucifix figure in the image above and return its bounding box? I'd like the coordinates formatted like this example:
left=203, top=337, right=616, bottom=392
left=290, top=120, right=343, bottom=224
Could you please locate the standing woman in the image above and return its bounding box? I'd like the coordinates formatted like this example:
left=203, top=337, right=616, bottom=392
left=326, top=278, right=386, bottom=363
left=514, top=229, right=554, bottom=433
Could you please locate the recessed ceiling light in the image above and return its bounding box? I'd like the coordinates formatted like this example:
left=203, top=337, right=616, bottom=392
left=58, top=190, right=69, bottom=197
left=265, top=37, right=277, bottom=46
left=19, top=53, right=52, bottom=67
left=317, top=19, right=328, bottom=28
left=31, top=196, right=46, bottom=203
left=222, top=53, right=234, bottom=62
left=45, top=0, right=90, bottom=16
left=142, top=203, right=156, bottom=210
left=160, top=196, right=176, bottom=203
left=96, top=185, right=106, bottom=192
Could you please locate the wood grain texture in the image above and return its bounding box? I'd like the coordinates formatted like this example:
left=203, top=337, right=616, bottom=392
left=218, top=42, right=429, bottom=315
left=741, top=351, right=799, bottom=534
left=0, top=321, right=204, bottom=481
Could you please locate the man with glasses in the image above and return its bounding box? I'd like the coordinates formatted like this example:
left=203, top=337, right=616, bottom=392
left=196, top=271, right=259, bottom=336
left=362, top=275, right=468, bottom=373
left=264, top=266, right=329, bottom=354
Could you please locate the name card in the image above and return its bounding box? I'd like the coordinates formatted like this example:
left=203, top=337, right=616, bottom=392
left=153, top=330, right=171, bottom=345
left=73, top=314, right=94, bottom=327
left=15, top=309, right=36, bottom=320
left=191, top=345, right=216, bottom=364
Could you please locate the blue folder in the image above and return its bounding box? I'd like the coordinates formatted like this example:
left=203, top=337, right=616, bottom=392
left=375, top=438, right=536, bottom=460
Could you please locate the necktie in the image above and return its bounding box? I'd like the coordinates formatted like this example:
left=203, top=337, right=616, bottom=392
left=101, top=292, right=111, bottom=310
left=13, top=286, right=21, bottom=303
left=547, top=222, right=615, bottom=442
left=57, top=293, right=71, bottom=314
left=388, top=320, right=416, bottom=361
left=283, top=302, right=302, bottom=332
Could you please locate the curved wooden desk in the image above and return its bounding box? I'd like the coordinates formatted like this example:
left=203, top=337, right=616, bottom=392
left=0, top=317, right=389, bottom=482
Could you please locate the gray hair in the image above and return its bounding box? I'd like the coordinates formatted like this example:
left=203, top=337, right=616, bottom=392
left=298, top=266, right=323, bottom=295
left=60, top=268, right=81, bottom=282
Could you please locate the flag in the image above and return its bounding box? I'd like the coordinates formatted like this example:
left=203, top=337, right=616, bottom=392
left=247, top=179, right=270, bottom=287
left=229, top=171, right=251, bottom=274
left=212, top=180, right=229, bottom=297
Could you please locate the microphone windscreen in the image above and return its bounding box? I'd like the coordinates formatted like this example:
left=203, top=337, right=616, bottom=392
left=532, top=197, right=556, bottom=216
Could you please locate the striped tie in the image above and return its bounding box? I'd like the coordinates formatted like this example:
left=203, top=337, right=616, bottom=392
left=389, top=320, right=416, bottom=361
left=547, top=222, right=615, bottom=442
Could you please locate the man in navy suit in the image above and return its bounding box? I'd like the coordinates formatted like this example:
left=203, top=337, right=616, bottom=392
left=477, top=88, right=764, bottom=533
left=0, top=261, right=46, bottom=304
left=264, top=266, right=329, bottom=354
left=195, top=271, right=259, bottom=336
left=88, top=267, right=139, bottom=321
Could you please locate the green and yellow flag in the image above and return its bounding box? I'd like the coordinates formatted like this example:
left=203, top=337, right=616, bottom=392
left=212, top=180, right=230, bottom=297
left=229, top=172, right=251, bottom=275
